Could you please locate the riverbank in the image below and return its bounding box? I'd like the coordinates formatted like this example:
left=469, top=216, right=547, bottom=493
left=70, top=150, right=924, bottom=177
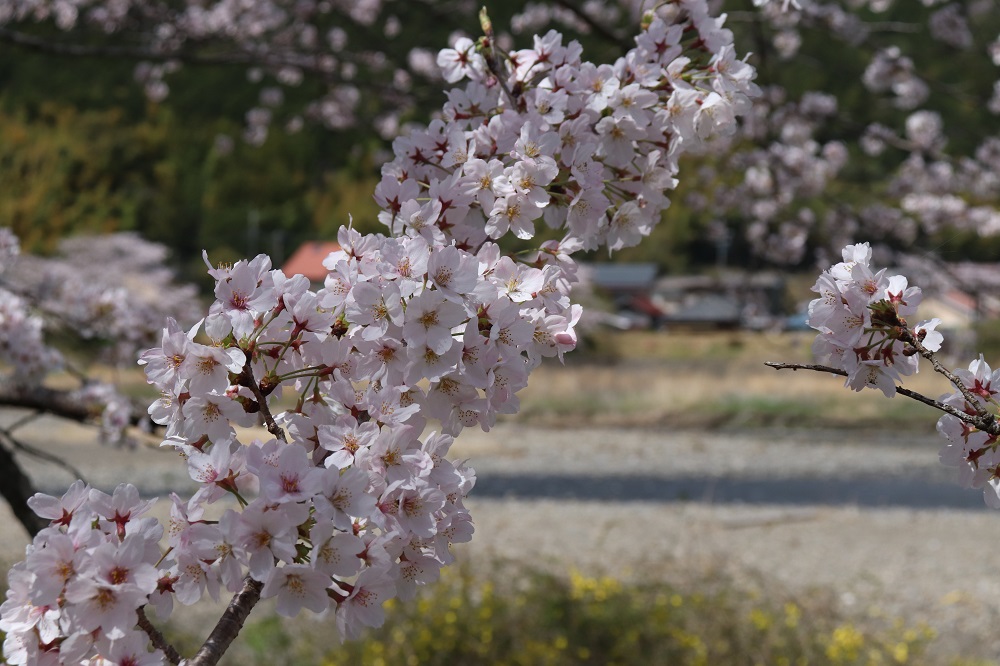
left=1, top=415, right=996, bottom=662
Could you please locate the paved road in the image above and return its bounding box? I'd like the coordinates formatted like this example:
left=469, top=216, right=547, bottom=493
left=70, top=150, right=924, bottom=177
left=471, top=472, right=987, bottom=509
left=2, top=413, right=977, bottom=510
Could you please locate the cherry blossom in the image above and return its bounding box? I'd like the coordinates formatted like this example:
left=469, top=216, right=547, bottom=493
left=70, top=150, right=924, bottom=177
left=0, top=5, right=763, bottom=663
left=799, top=245, right=1000, bottom=512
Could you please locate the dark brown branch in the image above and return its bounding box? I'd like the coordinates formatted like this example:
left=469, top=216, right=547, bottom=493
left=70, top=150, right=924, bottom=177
left=137, top=606, right=182, bottom=665
left=0, top=382, right=154, bottom=430
left=0, top=383, right=101, bottom=422
left=187, top=575, right=264, bottom=666
left=1, top=27, right=364, bottom=92
left=764, top=361, right=1000, bottom=436
left=0, top=425, right=89, bottom=483
left=240, top=364, right=288, bottom=444
left=183, top=356, right=282, bottom=664
left=550, top=0, right=632, bottom=52
left=0, top=437, right=48, bottom=538
left=0, top=27, right=281, bottom=69
left=900, top=331, right=993, bottom=423
left=0, top=26, right=414, bottom=101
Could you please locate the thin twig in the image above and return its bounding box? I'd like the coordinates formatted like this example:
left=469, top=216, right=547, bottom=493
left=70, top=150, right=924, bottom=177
left=0, top=427, right=90, bottom=483
left=478, top=9, right=522, bottom=111
left=764, top=361, right=1000, bottom=436
left=550, top=0, right=632, bottom=51
left=137, top=607, right=182, bottom=666
left=764, top=361, right=847, bottom=377
left=901, top=331, right=994, bottom=423
left=5, top=411, right=43, bottom=433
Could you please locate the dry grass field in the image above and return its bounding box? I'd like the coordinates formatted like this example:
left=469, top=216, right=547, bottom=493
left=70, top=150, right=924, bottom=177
left=514, top=330, right=957, bottom=431
left=45, top=329, right=961, bottom=432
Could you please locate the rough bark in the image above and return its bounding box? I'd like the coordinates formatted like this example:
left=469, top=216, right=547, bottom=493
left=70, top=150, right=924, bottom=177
left=187, top=576, right=264, bottom=666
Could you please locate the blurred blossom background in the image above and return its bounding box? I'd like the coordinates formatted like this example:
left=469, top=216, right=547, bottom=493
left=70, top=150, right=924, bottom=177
left=2, top=0, right=1000, bottom=663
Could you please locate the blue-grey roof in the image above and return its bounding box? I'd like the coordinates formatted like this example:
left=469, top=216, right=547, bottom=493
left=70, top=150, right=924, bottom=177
left=590, top=263, right=658, bottom=289
left=669, top=295, right=742, bottom=323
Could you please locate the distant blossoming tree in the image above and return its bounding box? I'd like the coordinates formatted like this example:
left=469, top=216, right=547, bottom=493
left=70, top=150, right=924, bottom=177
left=0, top=230, right=200, bottom=535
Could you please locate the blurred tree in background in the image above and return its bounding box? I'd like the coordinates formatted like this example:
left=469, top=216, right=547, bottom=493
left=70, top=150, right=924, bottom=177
left=1, top=1, right=999, bottom=279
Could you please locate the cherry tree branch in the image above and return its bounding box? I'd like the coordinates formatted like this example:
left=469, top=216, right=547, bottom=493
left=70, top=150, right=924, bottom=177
left=0, top=383, right=100, bottom=422
left=0, top=410, right=92, bottom=538
left=0, top=382, right=149, bottom=426
left=0, top=26, right=425, bottom=106
left=185, top=356, right=285, bottom=664
left=137, top=606, right=182, bottom=666
left=764, top=361, right=1000, bottom=436
left=0, top=435, right=48, bottom=538
left=187, top=575, right=264, bottom=666
left=0, top=27, right=305, bottom=70
left=549, top=0, right=631, bottom=51
left=478, top=9, right=522, bottom=112
left=898, top=330, right=994, bottom=423
left=0, top=27, right=240, bottom=65
left=241, top=362, right=288, bottom=444
left=0, top=423, right=89, bottom=483
left=0, top=381, right=161, bottom=451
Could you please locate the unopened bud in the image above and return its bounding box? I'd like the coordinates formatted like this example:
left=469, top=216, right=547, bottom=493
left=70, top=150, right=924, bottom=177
left=331, top=316, right=349, bottom=338
left=479, top=7, right=493, bottom=38
left=259, top=374, right=278, bottom=396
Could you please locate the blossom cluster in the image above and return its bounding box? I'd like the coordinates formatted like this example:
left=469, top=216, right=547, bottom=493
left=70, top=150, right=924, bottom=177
left=1, top=5, right=759, bottom=663
left=382, top=4, right=759, bottom=255
left=935, top=356, right=1000, bottom=508
left=679, top=1, right=1000, bottom=268
left=0, top=230, right=202, bottom=445
left=807, top=243, right=1000, bottom=511
left=705, top=89, right=847, bottom=264
left=808, top=242, right=942, bottom=397
left=1, top=483, right=165, bottom=665
left=0, top=228, right=62, bottom=384
left=6, top=233, right=202, bottom=367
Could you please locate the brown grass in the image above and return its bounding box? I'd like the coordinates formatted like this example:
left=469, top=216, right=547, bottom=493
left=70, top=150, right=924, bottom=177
left=36, top=330, right=961, bottom=432
left=512, top=330, right=957, bottom=430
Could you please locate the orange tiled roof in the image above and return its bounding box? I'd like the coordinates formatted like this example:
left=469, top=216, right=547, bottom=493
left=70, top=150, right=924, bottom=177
left=282, top=241, right=341, bottom=282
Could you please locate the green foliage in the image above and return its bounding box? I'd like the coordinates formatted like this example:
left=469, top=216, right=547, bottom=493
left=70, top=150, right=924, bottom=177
left=2, top=1, right=999, bottom=275
left=226, top=564, right=949, bottom=666
left=0, top=104, right=164, bottom=250
left=972, top=319, right=1000, bottom=363
left=0, top=93, right=379, bottom=282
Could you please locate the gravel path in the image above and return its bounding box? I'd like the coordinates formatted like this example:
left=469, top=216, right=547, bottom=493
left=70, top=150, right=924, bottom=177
left=1, top=413, right=997, bottom=661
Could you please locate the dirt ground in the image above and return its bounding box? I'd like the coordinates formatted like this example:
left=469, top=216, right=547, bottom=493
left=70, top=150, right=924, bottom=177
left=2, top=413, right=998, bottom=662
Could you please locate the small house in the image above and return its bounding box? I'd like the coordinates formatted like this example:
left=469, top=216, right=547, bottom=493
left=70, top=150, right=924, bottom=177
left=282, top=241, right=341, bottom=286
